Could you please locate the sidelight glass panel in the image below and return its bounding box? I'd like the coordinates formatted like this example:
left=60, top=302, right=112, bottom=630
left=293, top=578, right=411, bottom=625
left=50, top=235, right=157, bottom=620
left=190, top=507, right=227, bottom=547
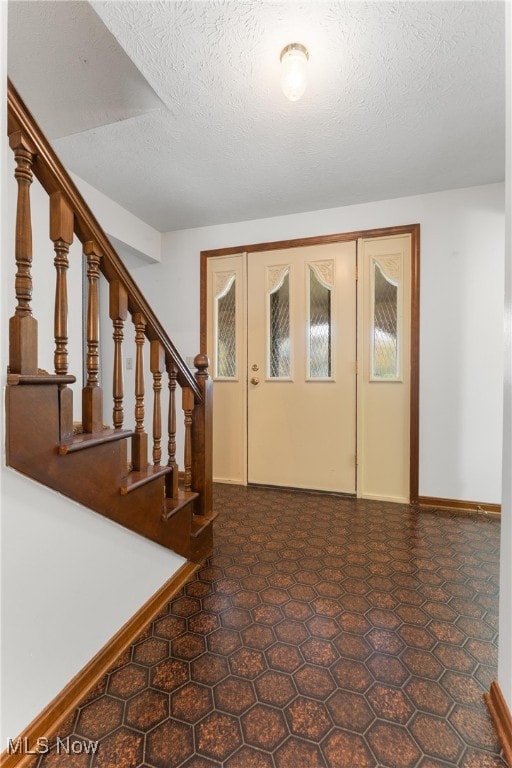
left=269, top=270, right=291, bottom=378
left=309, top=266, right=331, bottom=378
left=216, top=276, right=236, bottom=378
left=372, top=262, right=399, bottom=379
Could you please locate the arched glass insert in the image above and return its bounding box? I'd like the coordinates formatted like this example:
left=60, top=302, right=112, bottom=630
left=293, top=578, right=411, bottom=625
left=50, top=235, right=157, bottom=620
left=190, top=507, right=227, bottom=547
left=215, top=275, right=236, bottom=378
left=269, top=269, right=291, bottom=378
left=309, top=265, right=332, bottom=378
left=372, top=260, right=400, bottom=379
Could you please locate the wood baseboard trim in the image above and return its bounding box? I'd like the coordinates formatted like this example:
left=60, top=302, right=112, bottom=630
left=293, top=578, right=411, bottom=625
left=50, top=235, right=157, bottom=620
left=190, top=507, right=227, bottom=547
left=0, top=561, right=197, bottom=768
left=484, top=681, right=512, bottom=765
left=417, top=495, right=501, bottom=517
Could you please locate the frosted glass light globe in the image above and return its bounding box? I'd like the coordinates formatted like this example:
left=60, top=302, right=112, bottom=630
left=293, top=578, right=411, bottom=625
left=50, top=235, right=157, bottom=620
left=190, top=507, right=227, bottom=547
left=280, top=44, right=309, bottom=102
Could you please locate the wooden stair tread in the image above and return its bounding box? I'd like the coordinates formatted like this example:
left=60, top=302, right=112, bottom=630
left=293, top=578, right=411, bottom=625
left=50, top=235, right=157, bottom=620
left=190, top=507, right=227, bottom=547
left=8, top=373, right=76, bottom=386
left=191, top=510, right=219, bottom=537
left=59, top=428, right=133, bottom=455
left=162, top=489, right=199, bottom=521
left=120, top=464, right=172, bottom=495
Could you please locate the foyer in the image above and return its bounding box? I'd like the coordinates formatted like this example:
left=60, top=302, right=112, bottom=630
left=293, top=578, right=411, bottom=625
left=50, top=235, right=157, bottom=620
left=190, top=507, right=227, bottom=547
left=28, top=484, right=503, bottom=768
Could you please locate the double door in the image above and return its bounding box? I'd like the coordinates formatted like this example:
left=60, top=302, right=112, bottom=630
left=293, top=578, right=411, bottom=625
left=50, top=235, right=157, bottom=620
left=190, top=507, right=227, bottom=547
left=206, top=234, right=412, bottom=502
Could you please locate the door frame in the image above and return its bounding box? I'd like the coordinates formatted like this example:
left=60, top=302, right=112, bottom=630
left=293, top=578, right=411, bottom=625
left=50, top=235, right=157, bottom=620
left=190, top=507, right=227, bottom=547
left=200, top=223, right=420, bottom=503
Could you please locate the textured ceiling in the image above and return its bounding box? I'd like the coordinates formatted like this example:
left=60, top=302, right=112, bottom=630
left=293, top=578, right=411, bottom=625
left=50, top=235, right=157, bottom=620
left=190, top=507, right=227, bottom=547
left=7, top=1, right=505, bottom=232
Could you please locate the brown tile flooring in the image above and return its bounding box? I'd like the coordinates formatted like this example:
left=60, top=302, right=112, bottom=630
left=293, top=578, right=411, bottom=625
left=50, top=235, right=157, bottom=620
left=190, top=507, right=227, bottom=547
left=34, top=484, right=505, bottom=768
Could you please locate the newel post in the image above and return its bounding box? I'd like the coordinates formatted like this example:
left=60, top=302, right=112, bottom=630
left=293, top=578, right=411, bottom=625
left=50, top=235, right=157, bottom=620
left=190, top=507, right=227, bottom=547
left=192, top=353, right=213, bottom=516
left=8, top=130, right=38, bottom=374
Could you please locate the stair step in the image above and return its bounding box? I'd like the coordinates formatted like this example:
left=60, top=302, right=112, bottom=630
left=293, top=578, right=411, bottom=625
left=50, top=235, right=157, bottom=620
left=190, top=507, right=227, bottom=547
left=8, top=373, right=76, bottom=386
left=191, top=510, right=219, bottom=538
left=120, top=465, right=172, bottom=495
left=162, top=489, right=199, bottom=522
left=59, top=428, right=133, bottom=455
left=189, top=510, right=218, bottom=563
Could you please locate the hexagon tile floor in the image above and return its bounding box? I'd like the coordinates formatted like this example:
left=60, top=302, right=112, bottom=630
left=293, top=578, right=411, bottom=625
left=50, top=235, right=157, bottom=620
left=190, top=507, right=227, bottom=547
left=32, top=484, right=505, bottom=768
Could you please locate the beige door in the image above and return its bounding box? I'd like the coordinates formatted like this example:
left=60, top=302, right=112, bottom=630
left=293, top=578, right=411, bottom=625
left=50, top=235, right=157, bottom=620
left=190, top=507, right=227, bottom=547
left=206, top=233, right=414, bottom=501
left=247, top=242, right=357, bottom=493
left=206, top=253, right=247, bottom=484
left=357, top=234, right=412, bottom=502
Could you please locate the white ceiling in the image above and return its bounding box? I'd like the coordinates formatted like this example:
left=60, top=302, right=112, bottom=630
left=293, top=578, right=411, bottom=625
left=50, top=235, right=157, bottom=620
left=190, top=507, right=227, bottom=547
left=7, top=1, right=505, bottom=233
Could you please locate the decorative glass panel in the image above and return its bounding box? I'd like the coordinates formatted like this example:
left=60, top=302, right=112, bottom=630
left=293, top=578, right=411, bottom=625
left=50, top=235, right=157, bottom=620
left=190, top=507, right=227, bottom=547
left=216, top=276, right=236, bottom=378
left=309, top=266, right=331, bottom=378
left=269, top=270, right=291, bottom=378
left=372, top=261, right=399, bottom=379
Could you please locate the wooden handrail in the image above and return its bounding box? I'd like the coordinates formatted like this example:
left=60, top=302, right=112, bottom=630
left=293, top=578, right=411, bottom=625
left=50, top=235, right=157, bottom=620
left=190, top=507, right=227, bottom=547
left=7, top=79, right=202, bottom=402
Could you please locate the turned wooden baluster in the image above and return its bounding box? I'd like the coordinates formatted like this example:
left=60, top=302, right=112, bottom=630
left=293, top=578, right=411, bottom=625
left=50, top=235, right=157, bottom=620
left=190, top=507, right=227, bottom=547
left=82, top=241, right=103, bottom=432
left=50, top=191, right=73, bottom=375
left=167, top=362, right=179, bottom=498
left=132, top=312, right=148, bottom=471
left=191, top=354, right=213, bottom=516
left=110, top=281, right=128, bottom=430
left=182, top=386, right=194, bottom=492
left=150, top=341, right=165, bottom=466
left=9, top=131, right=38, bottom=374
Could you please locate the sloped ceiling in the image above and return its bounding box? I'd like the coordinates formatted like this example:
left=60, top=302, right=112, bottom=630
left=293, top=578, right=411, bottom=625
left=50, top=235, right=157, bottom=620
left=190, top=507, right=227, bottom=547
left=7, top=1, right=505, bottom=232
left=7, top=0, right=164, bottom=140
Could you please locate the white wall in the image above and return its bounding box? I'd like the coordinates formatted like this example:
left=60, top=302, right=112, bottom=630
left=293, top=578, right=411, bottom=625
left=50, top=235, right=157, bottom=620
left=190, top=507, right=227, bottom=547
left=132, top=182, right=505, bottom=505
left=70, top=172, right=162, bottom=265
left=498, top=0, right=512, bottom=713
left=0, top=14, right=185, bottom=744
left=0, top=472, right=185, bottom=744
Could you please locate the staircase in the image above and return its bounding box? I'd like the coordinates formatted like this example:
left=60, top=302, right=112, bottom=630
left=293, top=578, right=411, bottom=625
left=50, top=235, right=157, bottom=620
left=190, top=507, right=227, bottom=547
left=5, top=81, right=216, bottom=563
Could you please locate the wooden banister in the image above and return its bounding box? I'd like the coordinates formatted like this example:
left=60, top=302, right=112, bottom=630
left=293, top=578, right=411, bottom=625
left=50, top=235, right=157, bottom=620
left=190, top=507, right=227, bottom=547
left=7, top=79, right=201, bottom=402
left=6, top=79, right=214, bottom=546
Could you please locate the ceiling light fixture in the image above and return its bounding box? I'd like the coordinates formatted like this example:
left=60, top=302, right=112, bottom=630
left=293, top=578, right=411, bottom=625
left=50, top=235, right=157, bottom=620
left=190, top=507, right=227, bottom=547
left=280, top=43, right=309, bottom=102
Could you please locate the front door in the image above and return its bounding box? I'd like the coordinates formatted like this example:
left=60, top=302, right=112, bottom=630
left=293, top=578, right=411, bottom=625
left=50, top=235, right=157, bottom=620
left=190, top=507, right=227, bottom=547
left=247, top=242, right=357, bottom=493
left=205, top=230, right=416, bottom=502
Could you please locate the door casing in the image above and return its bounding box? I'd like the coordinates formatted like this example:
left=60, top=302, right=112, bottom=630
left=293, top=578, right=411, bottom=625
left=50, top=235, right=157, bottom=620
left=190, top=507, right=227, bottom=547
left=201, top=224, right=420, bottom=503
